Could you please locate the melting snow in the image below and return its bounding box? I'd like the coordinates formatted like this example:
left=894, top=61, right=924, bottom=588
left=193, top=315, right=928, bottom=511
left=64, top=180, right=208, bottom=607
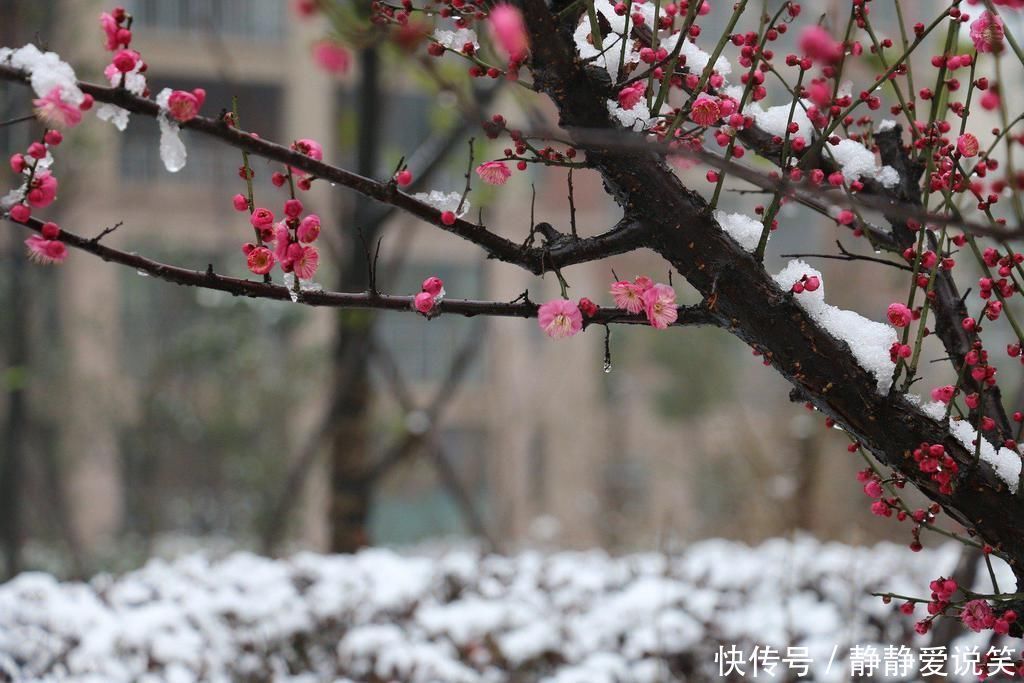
left=155, top=89, right=187, bottom=173
left=96, top=61, right=147, bottom=132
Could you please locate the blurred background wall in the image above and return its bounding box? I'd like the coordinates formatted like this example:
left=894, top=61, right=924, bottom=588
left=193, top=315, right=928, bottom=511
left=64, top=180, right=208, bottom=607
left=3, top=0, right=1018, bottom=578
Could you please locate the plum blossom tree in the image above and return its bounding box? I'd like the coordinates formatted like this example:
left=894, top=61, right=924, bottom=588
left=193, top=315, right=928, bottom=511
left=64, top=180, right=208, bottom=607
left=5, top=0, right=1024, bottom=639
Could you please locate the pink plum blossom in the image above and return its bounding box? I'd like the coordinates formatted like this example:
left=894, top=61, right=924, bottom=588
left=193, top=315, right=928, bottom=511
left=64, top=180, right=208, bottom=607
left=610, top=277, right=653, bottom=314
left=643, top=283, right=678, bottom=329
left=971, top=12, right=1005, bottom=54
left=799, top=25, right=844, bottom=64
left=298, top=215, right=321, bottom=243
left=690, top=95, right=722, bottom=126
left=247, top=246, right=276, bottom=275
left=290, top=244, right=320, bottom=280
left=414, top=291, right=435, bottom=314
left=100, top=12, right=120, bottom=51
left=312, top=41, right=351, bottom=74
left=167, top=89, right=205, bottom=122
left=488, top=5, right=529, bottom=61
left=538, top=299, right=583, bottom=339
left=290, top=138, right=324, bottom=178
left=422, top=276, right=444, bottom=297
left=33, top=88, right=82, bottom=128
left=887, top=303, right=912, bottom=328
left=26, top=172, right=58, bottom=208
left=957, top=133, right=979, bottom=158
left=476, top=161, right=512, bottom=185
left=617, top=82, right=646, bottom=110
left=960, top=600, right=995, bottom=632
left=25, top=234, right=67, bottom=264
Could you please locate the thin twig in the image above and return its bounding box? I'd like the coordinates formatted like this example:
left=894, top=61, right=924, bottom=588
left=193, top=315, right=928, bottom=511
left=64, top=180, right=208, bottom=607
left=567, top=168, right=578, bottom=239
left=456, top=137, right=474, bottom=216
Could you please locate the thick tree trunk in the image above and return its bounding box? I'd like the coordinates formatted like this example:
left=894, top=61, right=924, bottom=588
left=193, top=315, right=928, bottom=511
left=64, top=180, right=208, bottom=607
left=328, top=46, right=382, bottom=553
left=1, top=228, right=28, bottom=579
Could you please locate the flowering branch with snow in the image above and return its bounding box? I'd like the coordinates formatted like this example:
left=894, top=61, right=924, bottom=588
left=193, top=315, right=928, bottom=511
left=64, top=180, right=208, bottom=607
left=6, top=0, right=1024, bottom=639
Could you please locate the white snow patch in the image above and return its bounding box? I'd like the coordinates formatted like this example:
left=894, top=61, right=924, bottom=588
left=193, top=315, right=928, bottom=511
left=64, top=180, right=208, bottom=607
left=0, top=44, right=84, bottom=106
left=714, top=210, right=764, bottom=252
left=607, top=98, right=653, bottom=131
left=949, top=418, right=1022, bottom=493
left=748, top=101, right=815, bottom=142
left=95, top=61, right=147, bottom=131
left=661, top=32, right=732, bottom=77
left=411, top=190, right=470, bottom=217
left=433, top=27, right=479, bottom=52
left=773, top=260, right=897, bottom=393
left=828, top=138, right=899, bottom=188
left=574, top=23, right=637, bottom=80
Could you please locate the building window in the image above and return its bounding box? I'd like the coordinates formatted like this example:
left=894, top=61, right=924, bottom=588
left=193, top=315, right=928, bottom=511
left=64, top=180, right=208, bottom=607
left=119, top=78, right=282, bottom=188
left=124, top=0, right=284, bottom=39
left=369, top=426, right=489, bottom=544
left=338, top=89, right=462, bottom=187
left=117, top=248, right=315, bottom=537
left=374, top=262, right=486, bottom=384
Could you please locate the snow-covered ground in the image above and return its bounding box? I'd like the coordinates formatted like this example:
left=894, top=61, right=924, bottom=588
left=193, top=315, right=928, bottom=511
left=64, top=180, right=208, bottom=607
left=0, top=537, right=999, bottom=682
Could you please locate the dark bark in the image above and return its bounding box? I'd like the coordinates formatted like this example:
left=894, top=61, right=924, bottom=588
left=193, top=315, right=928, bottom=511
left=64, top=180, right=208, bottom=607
left=326, top=46, right=384, bottom=553
left=1, top=228, right=28, bottom=579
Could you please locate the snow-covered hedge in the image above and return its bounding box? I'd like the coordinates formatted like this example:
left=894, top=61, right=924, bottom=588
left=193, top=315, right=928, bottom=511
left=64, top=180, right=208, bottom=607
left=0, top=538, right=963, bottom=682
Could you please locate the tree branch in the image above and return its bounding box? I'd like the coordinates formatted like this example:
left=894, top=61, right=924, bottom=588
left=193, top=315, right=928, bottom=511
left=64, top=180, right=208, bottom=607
left=5, top=216, right=717, bottom=328
left=0, top=64, right=649, bottom=274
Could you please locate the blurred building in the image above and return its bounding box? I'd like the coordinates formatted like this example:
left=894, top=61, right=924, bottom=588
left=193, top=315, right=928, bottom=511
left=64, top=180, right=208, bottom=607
left=4, top=0, right=993, bottom=574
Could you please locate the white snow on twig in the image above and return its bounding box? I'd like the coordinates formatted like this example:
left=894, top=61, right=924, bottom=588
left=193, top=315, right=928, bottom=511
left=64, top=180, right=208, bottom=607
left=433, top=28, right=479, bottom=52
left=96, top=61, right=148, bottom=132
left=607, top=98, right=653, bottom=132
left=661, top=32, right=732, bottom=78
left=828, top=138, right=899, bottom=188
left=411, top=191, right=470, bottom=218
left=714, top=210, right=764, bottom=252
left=0, top=44, right=84, bottom=106
left=949, top=418, right=1022, bottom=493
left=773, top=260, right=897, bottom=393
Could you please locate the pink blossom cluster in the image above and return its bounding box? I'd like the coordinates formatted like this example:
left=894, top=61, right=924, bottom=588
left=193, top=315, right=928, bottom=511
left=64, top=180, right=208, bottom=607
left=279, top=138, right=324, bottom=191
left=8, top=132, right=67, bottom=265
left=911, top=443, right=958, bottom=496
left=237, top=199, right=321, bottom=281
left=611, top=276, right=678, bottom=329
left=413, top=276, right=445, bottom=315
